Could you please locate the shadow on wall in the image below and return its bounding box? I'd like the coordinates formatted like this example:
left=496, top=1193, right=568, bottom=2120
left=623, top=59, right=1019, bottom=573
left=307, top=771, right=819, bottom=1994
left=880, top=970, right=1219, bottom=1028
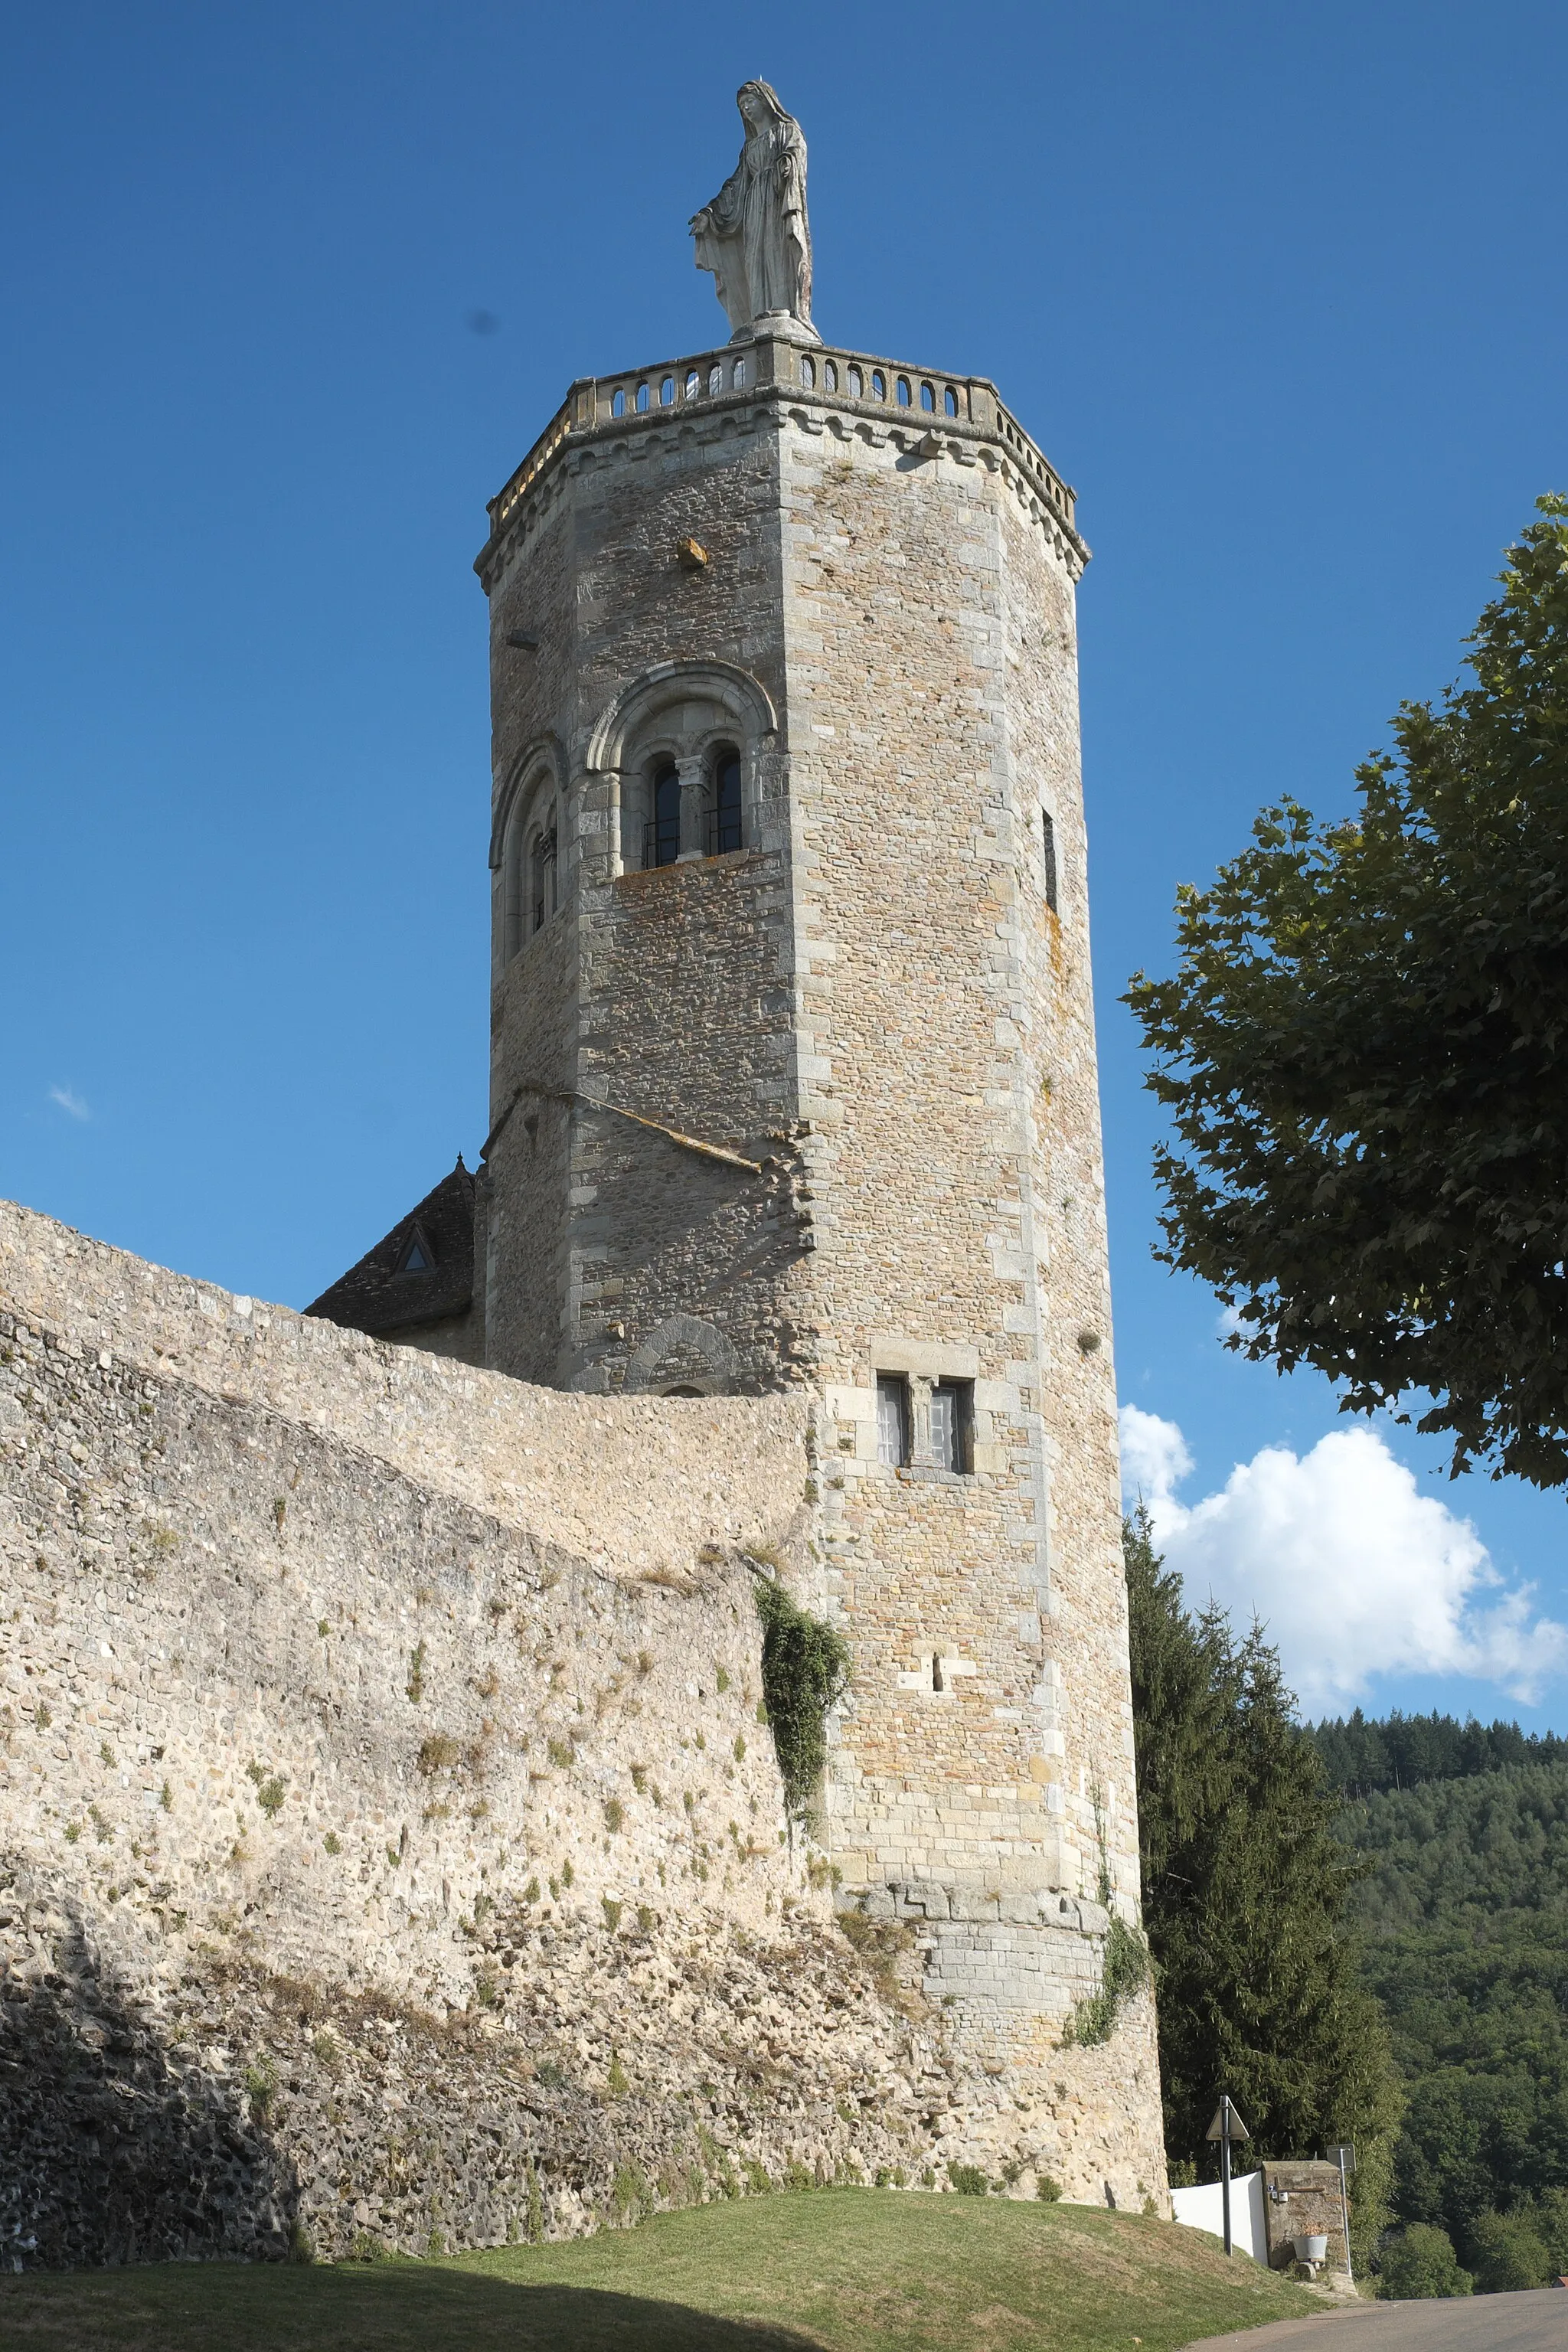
left=2, top=2265, right=821, bottom=2349
left=0, top=1889, right=301, bottom=2267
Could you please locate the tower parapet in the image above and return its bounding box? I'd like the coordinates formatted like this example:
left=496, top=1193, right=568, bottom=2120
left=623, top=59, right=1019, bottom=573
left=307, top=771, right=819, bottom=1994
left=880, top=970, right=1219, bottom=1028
left=476, top=332, right=1084, bottom=590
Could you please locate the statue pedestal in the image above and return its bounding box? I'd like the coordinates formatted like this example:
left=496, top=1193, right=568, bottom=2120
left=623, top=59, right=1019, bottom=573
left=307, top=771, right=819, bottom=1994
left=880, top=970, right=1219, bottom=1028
left=730, top=310, right=821, bottom=348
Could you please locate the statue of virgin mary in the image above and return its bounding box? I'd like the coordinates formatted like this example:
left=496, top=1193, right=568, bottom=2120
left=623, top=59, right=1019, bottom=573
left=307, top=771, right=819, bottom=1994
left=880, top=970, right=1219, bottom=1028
left=690, top=82, right=817, bottom=341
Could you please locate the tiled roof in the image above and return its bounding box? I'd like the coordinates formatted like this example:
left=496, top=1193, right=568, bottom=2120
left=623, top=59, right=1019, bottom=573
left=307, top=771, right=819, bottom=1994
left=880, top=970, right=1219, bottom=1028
left=305, top=1158, right=475, bottom=1338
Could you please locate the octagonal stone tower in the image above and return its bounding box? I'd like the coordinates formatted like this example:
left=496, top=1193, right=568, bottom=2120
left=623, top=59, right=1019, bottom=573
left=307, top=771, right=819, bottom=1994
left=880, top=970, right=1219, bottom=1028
left=474, top=311, right=1165, bottom=2194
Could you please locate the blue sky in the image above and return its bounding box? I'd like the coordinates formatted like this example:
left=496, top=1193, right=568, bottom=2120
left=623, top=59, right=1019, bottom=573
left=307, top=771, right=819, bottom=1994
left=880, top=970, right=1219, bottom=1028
left=5, top=1, right=1566, bottom=1725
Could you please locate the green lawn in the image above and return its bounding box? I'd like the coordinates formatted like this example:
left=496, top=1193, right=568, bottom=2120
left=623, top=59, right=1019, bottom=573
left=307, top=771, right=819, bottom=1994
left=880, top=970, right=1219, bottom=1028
left=0, top=2189, right=1318, bottom=2350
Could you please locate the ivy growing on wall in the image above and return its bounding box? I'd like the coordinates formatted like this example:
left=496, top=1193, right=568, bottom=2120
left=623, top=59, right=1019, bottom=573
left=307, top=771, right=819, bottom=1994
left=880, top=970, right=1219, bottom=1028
left=1067, top=1914, right=1148, bottom=2047
left=1065, top=1783, right=1148, bottom=2047
left=753, top=1576, right=851, bottom=1820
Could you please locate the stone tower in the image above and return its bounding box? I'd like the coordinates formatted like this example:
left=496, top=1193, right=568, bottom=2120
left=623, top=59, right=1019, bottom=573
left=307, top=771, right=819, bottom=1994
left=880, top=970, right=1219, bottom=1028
left=472, top=94, right=1165, bottom=2197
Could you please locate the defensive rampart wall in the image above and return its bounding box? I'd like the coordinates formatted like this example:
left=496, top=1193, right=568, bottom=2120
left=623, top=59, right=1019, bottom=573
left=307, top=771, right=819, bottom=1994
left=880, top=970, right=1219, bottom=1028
left=0, top=1200, right=1163, bottom=2266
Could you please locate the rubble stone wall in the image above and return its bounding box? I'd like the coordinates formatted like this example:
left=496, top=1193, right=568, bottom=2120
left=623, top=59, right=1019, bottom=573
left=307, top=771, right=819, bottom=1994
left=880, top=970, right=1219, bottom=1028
left=1, top=1201, right=1164, bottom=2267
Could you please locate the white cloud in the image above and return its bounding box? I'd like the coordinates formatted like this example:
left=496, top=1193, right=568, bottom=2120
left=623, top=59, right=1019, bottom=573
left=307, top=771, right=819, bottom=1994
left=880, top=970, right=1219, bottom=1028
left=1119, top=1403, right=1193, bottom=1516
left=1119, top=1406, right=1568, bottom=1710
left=47, top=1083, right=90, bottom=1122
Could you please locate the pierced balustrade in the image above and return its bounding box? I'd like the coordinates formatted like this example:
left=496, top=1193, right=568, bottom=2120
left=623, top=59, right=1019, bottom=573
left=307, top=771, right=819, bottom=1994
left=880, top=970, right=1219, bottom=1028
left=483, top=336, right=1076, bottom=554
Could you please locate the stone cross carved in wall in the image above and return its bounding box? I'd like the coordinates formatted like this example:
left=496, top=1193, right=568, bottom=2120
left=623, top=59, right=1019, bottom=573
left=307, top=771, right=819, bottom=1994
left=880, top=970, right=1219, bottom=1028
left=690, top=80, right=818, bottom=345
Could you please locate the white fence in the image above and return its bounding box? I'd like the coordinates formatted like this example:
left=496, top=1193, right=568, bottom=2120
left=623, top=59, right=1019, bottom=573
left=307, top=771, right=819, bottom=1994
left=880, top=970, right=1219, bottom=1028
left=1171, top=2169, right=1266, bottom=2263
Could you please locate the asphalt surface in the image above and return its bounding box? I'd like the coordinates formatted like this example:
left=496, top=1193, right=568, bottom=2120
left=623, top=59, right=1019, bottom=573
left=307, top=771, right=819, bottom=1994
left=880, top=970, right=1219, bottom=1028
left=1184, top=2288, right=1568, bottom=2350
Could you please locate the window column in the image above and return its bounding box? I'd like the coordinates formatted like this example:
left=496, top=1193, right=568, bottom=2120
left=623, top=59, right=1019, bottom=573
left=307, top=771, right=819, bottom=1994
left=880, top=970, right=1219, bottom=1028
left=894, top=1375, right=975, bottom=1475
left=676, top=754, right=707, bottom=860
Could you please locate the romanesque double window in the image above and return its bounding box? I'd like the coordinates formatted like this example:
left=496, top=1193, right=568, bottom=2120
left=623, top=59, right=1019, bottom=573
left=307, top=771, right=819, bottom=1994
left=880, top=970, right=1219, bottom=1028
left=583, top=658, right=777, bottom=885
left=641, top=747, right=743, bottom=869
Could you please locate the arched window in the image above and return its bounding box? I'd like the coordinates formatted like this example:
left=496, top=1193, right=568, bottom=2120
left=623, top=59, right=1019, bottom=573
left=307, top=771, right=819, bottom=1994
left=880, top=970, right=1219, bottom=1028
left=591, top=660, right=776, bottom=879
left=707, top=748, right=743, bottom=855
left=799, top=354, right=816, bottom=388
left=530, top=825, right=557, bottom=933
left=612, top=387, right=626, bottom=417
left=896, top=376, right=912, bottom=407
left=848, top=364, right=864, bottom=396
left=823, top=359, right=838, bottom=391
left=920, top=381, right=936, bottom=411
left=871, top=369, right=886, bottom=399
left=943, top=385, right=959, bottom=417
left=496, top=763, right=561, bottom=966
left=645, top=763, right=681, bottom=868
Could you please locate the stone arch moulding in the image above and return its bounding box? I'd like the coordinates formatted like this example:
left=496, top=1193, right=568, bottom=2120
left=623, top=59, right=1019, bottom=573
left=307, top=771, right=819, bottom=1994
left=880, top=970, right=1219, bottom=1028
left=584, top=660, right=778, bottom=779
left=622, top=1312, right=741, bottom=1397
left=489, top=730, right=569, bottom=872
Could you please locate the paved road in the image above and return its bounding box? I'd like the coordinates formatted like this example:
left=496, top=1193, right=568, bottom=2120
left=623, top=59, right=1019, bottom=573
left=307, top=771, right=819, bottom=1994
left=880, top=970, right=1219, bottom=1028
left=1184, top=2288, right=1568, bottom=2351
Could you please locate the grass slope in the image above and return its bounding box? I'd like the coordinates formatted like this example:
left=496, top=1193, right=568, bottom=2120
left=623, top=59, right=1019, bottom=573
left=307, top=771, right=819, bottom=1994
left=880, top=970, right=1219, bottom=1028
left=1, top=2190, right=1316, bottom=2351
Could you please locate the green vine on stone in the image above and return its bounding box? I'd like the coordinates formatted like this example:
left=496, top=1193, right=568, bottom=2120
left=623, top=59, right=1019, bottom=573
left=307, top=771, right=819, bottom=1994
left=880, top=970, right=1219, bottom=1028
left=753, top=1576, right=851, bottom=1820
left=1066, top=1913, right=1148, bottom=2047
left=1066, top=1784, right=1148, bottom=2047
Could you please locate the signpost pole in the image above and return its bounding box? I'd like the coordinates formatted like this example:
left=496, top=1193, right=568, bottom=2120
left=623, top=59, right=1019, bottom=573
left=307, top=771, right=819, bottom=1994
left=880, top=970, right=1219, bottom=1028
left=1329, top=2142, right=1356, bottom=2284
left=1206, top=2096, right=1250, bottom=2261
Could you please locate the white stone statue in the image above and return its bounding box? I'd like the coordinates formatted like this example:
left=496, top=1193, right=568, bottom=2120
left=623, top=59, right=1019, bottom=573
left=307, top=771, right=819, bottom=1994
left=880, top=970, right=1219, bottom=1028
left=690, top=81, right=817, bottom=343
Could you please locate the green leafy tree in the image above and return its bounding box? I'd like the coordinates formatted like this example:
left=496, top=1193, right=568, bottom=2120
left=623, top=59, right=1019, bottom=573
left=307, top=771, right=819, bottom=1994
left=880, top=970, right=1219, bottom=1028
left=1126, top=497, right=1568, bottom=1488
left=1468, top=2209, right=1554, bottom=2294
left=1377, top=2223, right=1472, bottom=2300
left=1125, top=1508, right=1400, bottom=2248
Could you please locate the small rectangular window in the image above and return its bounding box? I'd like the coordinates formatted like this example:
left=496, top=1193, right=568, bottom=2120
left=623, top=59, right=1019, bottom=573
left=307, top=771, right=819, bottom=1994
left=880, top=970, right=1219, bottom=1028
left=929, top=1380, right=974, bottom=1475
left=1041, top=810, right=1059, bottom=913
left=876, top=1374, right=910, bottom=1467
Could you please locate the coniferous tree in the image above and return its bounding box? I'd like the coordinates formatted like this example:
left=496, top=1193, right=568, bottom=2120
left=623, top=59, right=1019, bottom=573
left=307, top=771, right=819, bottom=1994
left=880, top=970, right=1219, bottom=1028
left=1309, top=1707, right=1568, bottom=1798
left=1125, top=1507, right=1401, bottom=2235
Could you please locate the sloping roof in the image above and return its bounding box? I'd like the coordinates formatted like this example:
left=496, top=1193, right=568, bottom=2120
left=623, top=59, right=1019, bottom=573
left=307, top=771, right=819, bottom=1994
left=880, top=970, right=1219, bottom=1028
left=305, top=1158, right=475, bottom=1338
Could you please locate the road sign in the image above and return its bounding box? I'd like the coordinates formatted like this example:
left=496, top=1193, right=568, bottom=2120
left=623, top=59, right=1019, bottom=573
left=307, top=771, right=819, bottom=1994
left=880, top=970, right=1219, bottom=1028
left=1328, top=2141, right=1357, bottom=2174
left=1207, top=2098, right=1250, bottom=2256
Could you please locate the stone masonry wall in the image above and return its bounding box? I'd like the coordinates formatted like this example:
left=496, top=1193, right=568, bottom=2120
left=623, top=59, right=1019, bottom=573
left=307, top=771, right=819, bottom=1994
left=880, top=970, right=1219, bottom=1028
left=776, top=387, right=1148, bottom=2123
left=1, top=1200, right=1162, bottom=2267
left=485, top=395, right=801, bottom=1396
left=485, top=897, right=576, bottom=1390
left=470, top=343, right=1168, bottom=2211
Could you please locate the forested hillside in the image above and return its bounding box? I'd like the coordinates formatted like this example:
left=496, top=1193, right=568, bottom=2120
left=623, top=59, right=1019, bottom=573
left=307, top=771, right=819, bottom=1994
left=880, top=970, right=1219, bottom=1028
left=1311, top=1708, right=1568, bottom=1798
left=1334, top=1745, right=1568, bottom=2275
